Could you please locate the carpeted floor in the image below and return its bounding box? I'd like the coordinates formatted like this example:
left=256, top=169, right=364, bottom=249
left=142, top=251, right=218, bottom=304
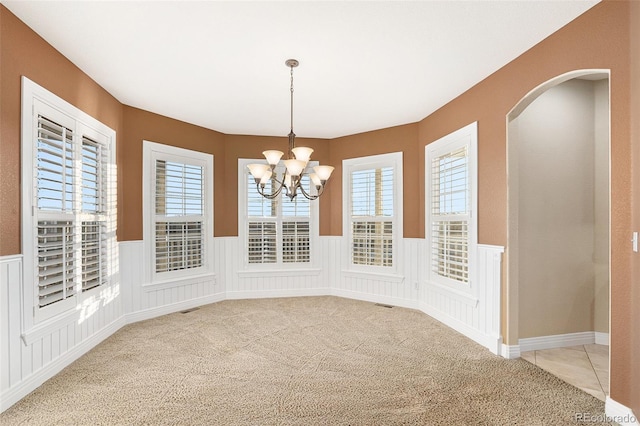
left=0, top=296, right=613, bottom=425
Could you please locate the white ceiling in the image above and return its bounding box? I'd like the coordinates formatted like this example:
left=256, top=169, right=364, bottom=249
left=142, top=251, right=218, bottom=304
left=2, top=0, right=599, bottom=138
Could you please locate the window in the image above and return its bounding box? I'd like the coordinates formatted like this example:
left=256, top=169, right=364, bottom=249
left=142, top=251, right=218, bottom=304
left=21, top=77, right=116, bottom=324
left=239, top=159, right=318, bottom=268
left=426, top=122, right=477, bottom=288
left=143, top=142, right=213, bottom=284
left=343, top=152, right=403, bottom=271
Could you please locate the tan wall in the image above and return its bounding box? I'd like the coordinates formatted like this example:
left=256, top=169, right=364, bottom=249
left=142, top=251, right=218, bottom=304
left=1, top=0, right=637, bottom=411
left=328, top=123, right=419, bottom=238
left=0, top=5, right=123, bottom=255
left=416, top=0, right=634, bottom=408
left=120, top=106, right=226, bottom=239
left=629, top=0, right=640, bottom=415
left=223, top=134, right=331, bottom=236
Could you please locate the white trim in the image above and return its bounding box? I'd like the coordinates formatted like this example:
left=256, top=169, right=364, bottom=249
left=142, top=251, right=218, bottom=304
left=605, top=397, right=639, bottom=426
left=124, top=293, right=225, bottom=324
left=141, top=273, right=217, bottom=293
left=595, top=331, right=609, bottom=345
left=0, top=254, right=24, bottom=264
left=142, top=140, right=214, bottom=285
left=0, top=316, right=125, bottom=413
left=342, top=269, right=405, bottom=284
left=518, top=331, right=598, bottom=352
left=342, top=151, right=403, bottom=274
left=237, top=268, right=321, bottom=278
left=501, top=344, right=521, bottom=359
left=425, top=122, right=478, bottom=297
left=226, top=288, right=330, bottom=300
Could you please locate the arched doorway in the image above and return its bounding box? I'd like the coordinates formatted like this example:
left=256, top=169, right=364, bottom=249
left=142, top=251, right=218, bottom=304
left=506, top=70, right=610, bottom=400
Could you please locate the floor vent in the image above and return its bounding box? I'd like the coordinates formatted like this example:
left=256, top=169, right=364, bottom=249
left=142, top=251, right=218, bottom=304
left=180, top=307, right=200, bottom=314
left=374, top=303, right=394, bottom=308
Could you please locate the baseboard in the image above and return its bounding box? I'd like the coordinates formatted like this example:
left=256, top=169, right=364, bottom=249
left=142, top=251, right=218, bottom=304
left=519, top=331, right=597, bottom=353
left=331, top=288, right=418, bottom=310
left=595, top=331, right=609, bottom=345
left=604, top=397, right=639, bottom=425
left=418, top=301, right=501, bottom=355
left=0, top=316, right=125, bottom=412
left=225, top=288, right=330, bottom=300
left=501, top=344, right=521, bottom=359
left=125, top=293, right=225, bottom=324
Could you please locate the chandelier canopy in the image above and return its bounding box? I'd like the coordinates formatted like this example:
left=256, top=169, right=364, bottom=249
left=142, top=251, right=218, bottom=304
left=247, top=59, right=334, bottom=201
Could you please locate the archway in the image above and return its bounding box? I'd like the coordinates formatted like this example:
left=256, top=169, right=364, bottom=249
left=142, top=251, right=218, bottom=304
left=506, top=70, right=610, bottom=399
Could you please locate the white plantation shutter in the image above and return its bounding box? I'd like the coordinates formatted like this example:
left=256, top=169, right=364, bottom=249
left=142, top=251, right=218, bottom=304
left=37, top=116, right=74, bottom=212
left=242, top=162, right=315, bottom=266
left=24, top=81, right=116, bottom=323
left=81, top=221, right=106, bottom=292
left=430, top=146, right=469, bottom=283
left=350, top=166, right=394, bottom=267
left=154, top=160, right=205, bottom=273
left=282, top=221, right=310, bottom=263
left=37, top=220, right=75, bottom=307
left=248, top=221, right=277, bottom=263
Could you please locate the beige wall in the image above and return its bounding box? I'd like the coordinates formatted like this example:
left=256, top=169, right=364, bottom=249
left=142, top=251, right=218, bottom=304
left=512, top=79, right=608, bottom=339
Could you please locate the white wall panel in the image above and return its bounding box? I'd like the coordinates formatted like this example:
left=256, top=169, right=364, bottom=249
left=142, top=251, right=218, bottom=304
left=2, top=238, right=505, bottom=413
left=1, top=253, right=124, bottom=412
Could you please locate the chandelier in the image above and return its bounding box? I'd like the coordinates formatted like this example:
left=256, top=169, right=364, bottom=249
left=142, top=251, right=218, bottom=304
left=247, top=59, right=334, bottom=200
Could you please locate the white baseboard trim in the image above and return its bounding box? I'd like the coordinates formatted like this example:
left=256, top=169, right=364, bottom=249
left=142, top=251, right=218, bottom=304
left=501, top=344, right=521, bottom=359
left=0, top=316, right=125, bottom=413
left=595, top=331, right=609, bottom=345
left=605, top=397, right=639, bottom=425
left=519, top=331, right=597, bottom=353
left=331, top=288, right=418, bottom=310
left=226, top=288, right=330, bottom=300
left=125, top=293, right=225, bottom=324
left=418, top=301, right=501, bottom=355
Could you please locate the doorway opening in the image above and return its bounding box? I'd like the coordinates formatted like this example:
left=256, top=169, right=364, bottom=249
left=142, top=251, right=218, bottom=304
left=506, top=70, right=610, bottom=400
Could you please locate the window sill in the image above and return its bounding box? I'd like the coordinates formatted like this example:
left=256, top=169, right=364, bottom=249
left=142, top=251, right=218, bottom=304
left=342, top=269, right=405, bottom=283
left=143, top=272, right=216, bottom=292
left=237, top=268, right=321, bottom=279
left=22, top=308, right=78, bottom=346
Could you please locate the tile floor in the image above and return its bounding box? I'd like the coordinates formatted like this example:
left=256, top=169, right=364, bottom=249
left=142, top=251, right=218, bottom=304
left=521, top=344, right=609, bottom=401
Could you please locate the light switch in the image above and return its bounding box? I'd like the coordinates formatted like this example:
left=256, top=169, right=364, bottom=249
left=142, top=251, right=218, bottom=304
left=633, top=232, right=638, bottom=253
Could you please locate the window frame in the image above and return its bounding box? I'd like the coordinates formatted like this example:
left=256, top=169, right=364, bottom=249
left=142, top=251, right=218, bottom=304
left=238, top=158, right=319, bottom=271
left=425, top=121, right=478, bottom=294
left=342, top=152, right=403, bottom=275
left=20, top=76, right=117, bottom=326
left=142, top=141, right=214, bottom=285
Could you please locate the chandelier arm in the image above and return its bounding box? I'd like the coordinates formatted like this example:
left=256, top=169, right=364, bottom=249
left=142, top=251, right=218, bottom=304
left=298, top=180, right=321, bottom=201
left=256, top=178, right=285, bottom=199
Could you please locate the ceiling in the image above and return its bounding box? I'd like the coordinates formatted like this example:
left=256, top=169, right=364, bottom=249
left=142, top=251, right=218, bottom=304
left=2, top=0, right=600, bottom=139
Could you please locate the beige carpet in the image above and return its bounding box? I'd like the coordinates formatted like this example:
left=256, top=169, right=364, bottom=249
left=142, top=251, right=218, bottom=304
left=1, top=296, right=612, bottom=425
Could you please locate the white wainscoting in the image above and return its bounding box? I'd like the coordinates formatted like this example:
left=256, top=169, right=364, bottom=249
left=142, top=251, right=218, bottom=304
left=420, top=244, right=505, bottom=354
left=2, top=237, right=506, bottom=413
left=0, top=254, right=125, bottom=412
left=120, top=241, right=223, bottom=323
